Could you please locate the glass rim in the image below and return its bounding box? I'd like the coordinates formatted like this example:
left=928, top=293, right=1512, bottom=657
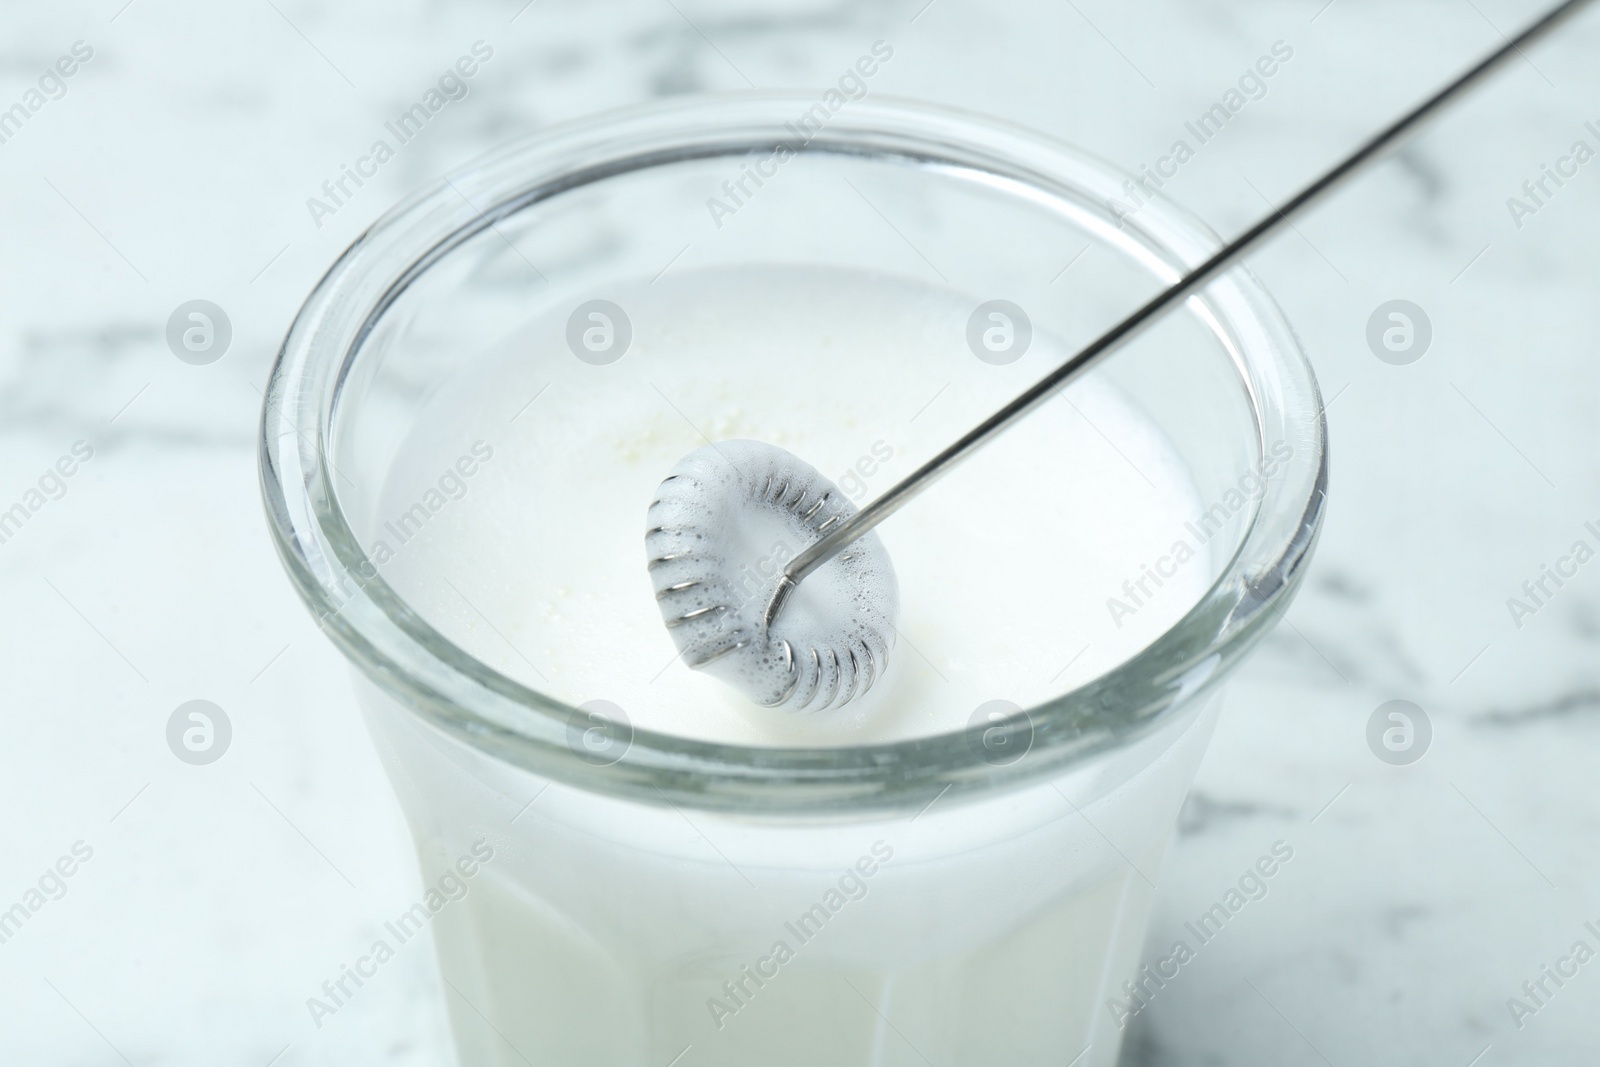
left=258, top=92, right=1328, bottom=816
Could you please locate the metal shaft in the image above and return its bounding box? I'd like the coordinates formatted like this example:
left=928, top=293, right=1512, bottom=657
left=765, top=0, right=1593, bottom=630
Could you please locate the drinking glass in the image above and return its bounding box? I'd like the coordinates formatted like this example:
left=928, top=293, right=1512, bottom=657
left=260, top=94, right=1327, bottom=1066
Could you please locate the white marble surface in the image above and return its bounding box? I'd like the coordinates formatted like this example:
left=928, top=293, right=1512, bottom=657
left=2, top=0, right=1598, bottom=1063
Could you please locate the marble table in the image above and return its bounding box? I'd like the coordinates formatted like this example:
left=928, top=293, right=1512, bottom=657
left=1, top=0, right=1596, bottom=1063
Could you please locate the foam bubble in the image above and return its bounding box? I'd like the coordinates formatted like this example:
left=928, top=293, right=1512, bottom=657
left=646, top=440, right=898, bottom=710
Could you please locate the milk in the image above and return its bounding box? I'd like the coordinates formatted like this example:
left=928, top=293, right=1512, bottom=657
left=357, top=264, right=1219, bottom=1065
left=375, top=265, right=1210, bottom=745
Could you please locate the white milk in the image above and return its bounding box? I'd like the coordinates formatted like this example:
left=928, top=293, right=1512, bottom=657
left=376, top=265, right=1210, bottom=745
left=360, top=265, right=1219, bottom=1066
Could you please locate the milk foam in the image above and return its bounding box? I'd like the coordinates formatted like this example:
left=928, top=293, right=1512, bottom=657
left=375, top=265, right=1214, bottom=746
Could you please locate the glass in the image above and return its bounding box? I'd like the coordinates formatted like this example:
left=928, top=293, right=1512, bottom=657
left=260, top=94, right=1326, bottom=1066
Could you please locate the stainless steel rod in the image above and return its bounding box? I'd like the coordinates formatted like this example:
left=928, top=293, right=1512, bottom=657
left=764, top=0, right=1594, bottom=629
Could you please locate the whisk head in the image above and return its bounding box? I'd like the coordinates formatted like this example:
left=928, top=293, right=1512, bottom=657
left=646, top=440, right=897, bottom=710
